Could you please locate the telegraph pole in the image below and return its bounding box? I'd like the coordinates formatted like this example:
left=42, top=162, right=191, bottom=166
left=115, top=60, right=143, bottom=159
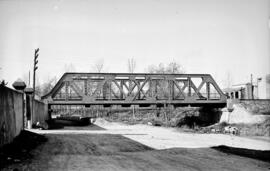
left=250, top=74, right=254, bottom=99
left=28, top=70, right=31, bottom=86
left=31, top=48, right=39, bottom=128
left=33, top=48, right=39, bottom=96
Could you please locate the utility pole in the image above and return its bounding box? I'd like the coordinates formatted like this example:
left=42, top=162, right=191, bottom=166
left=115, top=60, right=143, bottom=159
left=28, top=70, right=31, bottom=86
left=250, top=74, right=254, bottom=99
left=31, top=48, right=39, bottom=128
left=33, top=48, right=39, bottom=96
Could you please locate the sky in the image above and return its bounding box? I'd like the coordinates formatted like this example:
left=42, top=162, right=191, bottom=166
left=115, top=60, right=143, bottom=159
left=0, top=0, right=269, bottom=89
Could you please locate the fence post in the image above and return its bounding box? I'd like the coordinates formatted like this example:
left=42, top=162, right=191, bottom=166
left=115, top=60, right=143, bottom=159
left=12, top=80, right=26, bottom=130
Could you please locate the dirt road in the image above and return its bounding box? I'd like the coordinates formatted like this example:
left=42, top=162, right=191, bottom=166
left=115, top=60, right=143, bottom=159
left=3, top=119, right=270, bottom=171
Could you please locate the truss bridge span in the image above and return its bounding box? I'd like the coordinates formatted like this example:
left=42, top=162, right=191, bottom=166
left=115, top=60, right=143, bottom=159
left=42, top=73, right=226, bottom=109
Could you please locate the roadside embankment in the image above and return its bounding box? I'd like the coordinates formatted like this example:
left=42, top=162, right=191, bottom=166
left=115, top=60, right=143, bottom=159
left=219, top=101, right=270, bottom=137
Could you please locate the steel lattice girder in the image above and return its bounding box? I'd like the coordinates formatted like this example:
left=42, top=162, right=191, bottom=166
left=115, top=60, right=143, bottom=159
left=42, top=73, right=227, bottom=107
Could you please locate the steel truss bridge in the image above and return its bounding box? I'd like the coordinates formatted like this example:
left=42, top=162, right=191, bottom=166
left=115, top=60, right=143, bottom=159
left=42, top=73, right=226, bottom=108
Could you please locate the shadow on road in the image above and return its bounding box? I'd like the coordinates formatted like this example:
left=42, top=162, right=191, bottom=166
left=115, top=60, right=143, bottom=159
left=212, top=145, right=270, bottom=162
left=47, top=119, right=106, bottom=130
left=63, top=124, right=106, bottom=130
left=0, top=130, right=47, bottom=169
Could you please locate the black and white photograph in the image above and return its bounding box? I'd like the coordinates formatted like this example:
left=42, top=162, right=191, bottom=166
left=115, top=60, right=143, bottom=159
left=0, top=0, right=270, bottom=170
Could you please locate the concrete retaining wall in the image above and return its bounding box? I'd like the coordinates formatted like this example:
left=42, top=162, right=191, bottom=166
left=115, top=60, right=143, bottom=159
left=0, top=86, right=24, bottom=147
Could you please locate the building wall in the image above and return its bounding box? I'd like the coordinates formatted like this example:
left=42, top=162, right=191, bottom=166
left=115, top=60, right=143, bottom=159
left=266, top=74, right=270, bottom=99
left=224, top=77, right=269, bottom=100
left=245, top=83, right=253, bottom=99
left=257, top=74, right=270, bottom=99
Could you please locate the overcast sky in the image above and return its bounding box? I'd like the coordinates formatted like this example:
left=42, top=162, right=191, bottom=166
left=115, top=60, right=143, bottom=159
left=0, top=0, right=269, bottom=88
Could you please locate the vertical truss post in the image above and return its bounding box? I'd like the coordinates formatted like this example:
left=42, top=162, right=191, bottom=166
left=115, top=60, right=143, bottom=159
left=120, top=80, right=124, bottom=99
left=171, top=80, right=174, bottom=100
left=169, top=80, right=173, bottom=100
left=149, top=78, right=152, bottom=98
left=206, top=82, right=210, bottom=100
left=65, top=81, right=69, bottom=101
left=102, top=81, right=106, bottom=99
left=109, top=80, right=112, bottom=100
left=188, top=77, right=191, bottom=97
left=138, top=81, right=141, bottom=99
left=128, top=79, right=132, bottom=96
left=155, top=80, right=158, bottom=98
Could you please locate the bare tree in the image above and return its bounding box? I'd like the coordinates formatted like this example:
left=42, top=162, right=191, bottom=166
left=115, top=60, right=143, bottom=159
left=64, top=63, right=76, bottom=72
left=167, top=62, right=185, bottom=74
left=147, top=63, right=165, bottom=73
left=147, top=62, right=184, bottom=74
left=0, top=80, right=8, bottom=86
left=94, top=59, right=104, bottom=73
left=146, top=61, right=185, bottom=98
left=41, top=76, right=58, bottom=96
left=127, top=58, right=137, bottom=118
left=128, top=58, right=136, bottom=73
